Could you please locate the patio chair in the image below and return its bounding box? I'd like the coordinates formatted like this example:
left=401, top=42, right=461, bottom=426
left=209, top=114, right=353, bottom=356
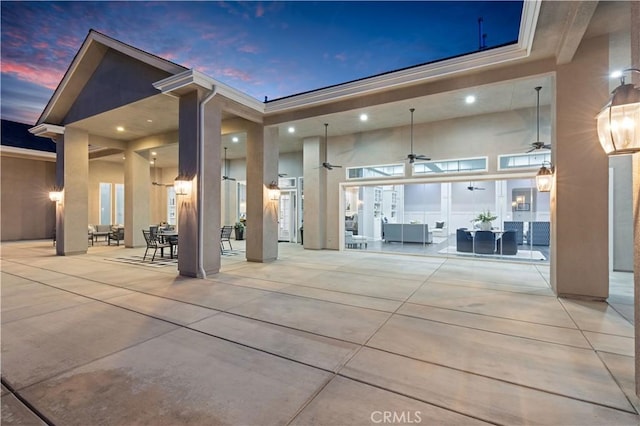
left=108, top=226, right=124, bottom=246
left=142, top=229, right=171, bottom=261
left=220, top=225, right=233, bottom=252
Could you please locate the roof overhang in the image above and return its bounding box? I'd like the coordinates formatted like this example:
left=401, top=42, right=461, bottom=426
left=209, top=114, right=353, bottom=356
left=37, top=30, right=187, bottom=126
left=265, top=0, right=542, bottom=114
left=1, top=145, right=56, bottom=161
left=153, top=69, right=264, bottom=113
left=29, top=123, right=65, bottom=139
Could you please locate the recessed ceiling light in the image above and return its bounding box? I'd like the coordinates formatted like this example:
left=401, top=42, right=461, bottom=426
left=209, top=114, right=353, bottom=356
left=116, top=126, right=125, bottom=132
left=147, top=119, right=153, bottom=123
left=232, top=136, right=239, bottom=143
left=360, top=113, right=368, bottom=122
left=151, top=151, right=157, bottom=156
left=149, top=160, right=155, bottom=165
left=288, top=126, right=295, bottom=134
left=610, top=70, right=623, bottom=79
left=465, top=95, right=476, bottom=104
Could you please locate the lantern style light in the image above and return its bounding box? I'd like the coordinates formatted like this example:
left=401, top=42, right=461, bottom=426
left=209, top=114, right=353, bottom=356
left=536, top=162, right=554, bottom=192
left=174, top=174, right=194, bottom=196
left=596, top=68, right=640, bottom=155
left=49, top=190, right=63, bottom=203
left=267, top=181, right=281, bottom=201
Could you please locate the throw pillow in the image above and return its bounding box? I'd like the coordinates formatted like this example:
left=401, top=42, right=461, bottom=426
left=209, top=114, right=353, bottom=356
left=435, top=221, right=445, bottom=229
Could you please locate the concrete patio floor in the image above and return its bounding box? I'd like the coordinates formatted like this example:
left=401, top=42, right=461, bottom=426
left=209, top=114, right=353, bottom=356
left=1, top=240, right=637, bottom=425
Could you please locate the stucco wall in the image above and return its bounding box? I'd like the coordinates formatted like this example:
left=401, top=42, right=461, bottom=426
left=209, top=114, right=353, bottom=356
left=1, top=156, right=56, bottom=241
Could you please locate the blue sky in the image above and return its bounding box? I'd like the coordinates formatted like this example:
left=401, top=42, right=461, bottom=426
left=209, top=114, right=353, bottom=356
left=1, top=1, right=523, bottom=125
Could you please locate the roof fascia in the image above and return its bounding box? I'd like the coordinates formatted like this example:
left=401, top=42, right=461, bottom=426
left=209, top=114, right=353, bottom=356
left=29, top=123, right=65, bottom=139
left=266, top=0, right=542, bottom=114
left=153, top=69, right=264, bottom=113
left=37, top=30, right=186, bottom=126
left=1, top=146, right=56, bottom=161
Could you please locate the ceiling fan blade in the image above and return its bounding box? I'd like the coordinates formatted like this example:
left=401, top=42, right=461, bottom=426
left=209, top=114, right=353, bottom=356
left=416, top=154, right=431, bottom=161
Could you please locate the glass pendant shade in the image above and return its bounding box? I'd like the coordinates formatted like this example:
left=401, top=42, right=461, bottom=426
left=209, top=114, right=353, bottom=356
left=596, top=83, right=640, bottom=155
left=535, top=164, right=553, bottom=192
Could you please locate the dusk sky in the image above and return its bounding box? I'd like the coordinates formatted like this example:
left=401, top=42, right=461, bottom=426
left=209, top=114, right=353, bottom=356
left=1, top=1, right=523, bottom=125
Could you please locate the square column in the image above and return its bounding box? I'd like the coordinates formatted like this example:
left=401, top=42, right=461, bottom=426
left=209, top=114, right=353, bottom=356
left=55, top=127, right=89, bottom=255
left=246, top=124, right=279, bottom=262
left=124, top=149, right=150, bottom=247
left=551, top=35, right=610, bottom=299
left=177, top=90, right=222, bottom=277
left=302, top=136, right=325, bottom=249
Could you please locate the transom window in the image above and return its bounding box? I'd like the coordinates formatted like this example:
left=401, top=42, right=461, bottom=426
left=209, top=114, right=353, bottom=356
left=498, top=152, right=551, bottom=170
left=413, top=157, right=487, bottom=175
left=346, top=164, right=404, bottom=180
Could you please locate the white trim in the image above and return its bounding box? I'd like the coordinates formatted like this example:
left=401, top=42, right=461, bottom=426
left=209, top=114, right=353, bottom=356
left=339, top=171, right=538, bottom=189
left=153, top=69, right=264, bottom=113
left=29, top=123, right=64, bottom=139
left=0, top=146, right=56, bottom=161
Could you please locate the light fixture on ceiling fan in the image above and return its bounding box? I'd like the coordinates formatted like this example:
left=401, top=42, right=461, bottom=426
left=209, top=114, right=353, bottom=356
left=406, top=108, right=430, bottom=163
left=527, top=86, right=551, bottom=152
left=321, top=123, right=342, bottom=170
left=151, top=156, right=171, bottom=187
left=222, top=147, right=236, bottom=181
left=467, top=182, right=485, bottom=191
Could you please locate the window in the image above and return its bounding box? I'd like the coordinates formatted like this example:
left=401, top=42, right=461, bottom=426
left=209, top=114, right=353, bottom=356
left=99, top=183, right=111, bottom=225
left=346, top=164, right=404, bottom=180
left=114, top=184, right=124, bottom=225
left=237, top=182, right=247, bottom=220
left=167, top=186, right=176, bottom=225
left=413, top=157, right=487, bottom=175
left=498, top=152, right=550, bottom=170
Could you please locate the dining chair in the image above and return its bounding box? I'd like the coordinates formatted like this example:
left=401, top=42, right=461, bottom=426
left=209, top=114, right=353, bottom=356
left=220, top=226, right=233, bottom=252
left=142, top=229, right=171, bottom=261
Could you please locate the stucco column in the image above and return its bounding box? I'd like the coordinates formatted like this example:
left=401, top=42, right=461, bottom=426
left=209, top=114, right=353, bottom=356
left=55, top=127, right=89, bottom=255
left=551, top=35, right=610, bottom=299
left=246, top=124, right=279, bottom=262
left=628, top=0, right=640, bottom=397
left=176, top=90, right=222, bottom=277
left=124, top=149, right=150, bottom=247
left=302, top=136, right=325, bottom=249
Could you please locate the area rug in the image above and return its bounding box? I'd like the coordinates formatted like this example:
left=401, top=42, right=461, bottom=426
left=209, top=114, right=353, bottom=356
left=107, top=255, right=178, bottom=268
left=438, top=246, right=546, bottom=261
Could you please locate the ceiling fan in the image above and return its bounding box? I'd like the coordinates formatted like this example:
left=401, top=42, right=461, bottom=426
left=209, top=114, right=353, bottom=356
left=406, top=108, right=430, bottom=163
left=150, top=157, right=172, bottom=186
left=321, top=123, right=342, bottom=170
left=527, top=86, right=551, bottom=152
left=222, top=147, right=236, bottom=181
left=467, top=182, right=485, bottom=191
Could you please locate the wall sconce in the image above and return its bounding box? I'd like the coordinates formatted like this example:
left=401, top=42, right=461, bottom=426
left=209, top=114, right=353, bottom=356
left=596, top=68, right=640, bottom=155
left=174, top=174, right=194, bottom=196
left=535, top=161, right=554, bottom=192
left=49, top=190, right=63, bottom=204
left=267, top=181, right=281, bottom=201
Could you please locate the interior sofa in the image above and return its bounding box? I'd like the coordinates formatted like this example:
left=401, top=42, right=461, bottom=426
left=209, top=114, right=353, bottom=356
left=383, top=223, right=433, bottom=244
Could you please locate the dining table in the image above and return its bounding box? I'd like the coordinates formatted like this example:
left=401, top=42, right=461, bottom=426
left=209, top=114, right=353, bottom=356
left=158, top=230, right=178, bottom=259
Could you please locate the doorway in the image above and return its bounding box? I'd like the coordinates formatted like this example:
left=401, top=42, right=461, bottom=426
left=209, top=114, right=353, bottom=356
left=278, top=190, right=297, bottom=242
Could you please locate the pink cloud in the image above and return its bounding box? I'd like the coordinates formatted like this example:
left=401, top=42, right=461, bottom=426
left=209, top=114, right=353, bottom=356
left=238, top=44, right=259, bottom=54
left=255, top=4, right=265, bottom=18
left=1, top=61, right=63, bottom=90
left=218, top=67, right=254, bottom=82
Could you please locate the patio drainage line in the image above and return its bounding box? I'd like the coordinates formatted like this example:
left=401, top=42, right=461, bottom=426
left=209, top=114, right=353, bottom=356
left=555, top=296, right=639, bottom=414
left=594, top=350, right=640, bottom=416
left=354, top=345, right=640, bottom=416
left=1, top=378, right=55, bottom=426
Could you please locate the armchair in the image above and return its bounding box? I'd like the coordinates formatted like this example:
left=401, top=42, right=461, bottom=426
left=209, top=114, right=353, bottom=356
left=473, top=230, right=496, bottom=254
left=108, top=226, right=124, bottom=246
left=456, top=228, right=473, bottom=253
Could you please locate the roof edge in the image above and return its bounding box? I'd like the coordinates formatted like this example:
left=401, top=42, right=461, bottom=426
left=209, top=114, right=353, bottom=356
left=265, top=0, right=541, bottom=114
